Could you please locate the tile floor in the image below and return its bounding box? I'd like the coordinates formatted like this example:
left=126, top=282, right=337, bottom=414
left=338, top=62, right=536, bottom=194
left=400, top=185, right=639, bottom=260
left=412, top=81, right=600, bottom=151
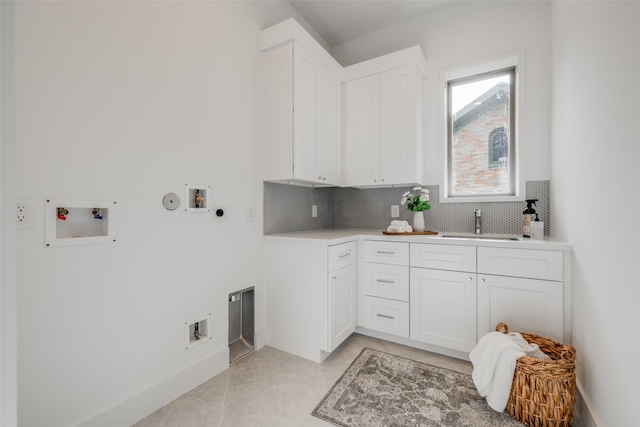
left=132, top=333, right=581, bottom=427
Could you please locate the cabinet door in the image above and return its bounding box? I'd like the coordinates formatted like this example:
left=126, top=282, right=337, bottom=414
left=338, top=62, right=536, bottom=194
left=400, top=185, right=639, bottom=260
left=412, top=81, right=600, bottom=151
left=293, top=43, right=319, bottom=183
left=379, top=65, right=420, bottom=185
left=344, top=74, right=380, bottom=186
left=264, top=42, right=294, bottom=181
left=317, top=66, right=342, bottom=185
left=410, top=268, right=477, bottom=352
left=328, top=264, right=357, bottom=352
left=478, top=274, right=563, bottom=342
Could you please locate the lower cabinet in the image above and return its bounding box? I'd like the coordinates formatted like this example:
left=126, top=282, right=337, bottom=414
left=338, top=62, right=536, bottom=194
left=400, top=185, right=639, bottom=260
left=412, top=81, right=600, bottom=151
left=328, top=263, right=357, bottom=352
left=477, top=247, right=565, bottom=342
left=409, top=267, right=477, bottom=352
left=264, top=240, right=356, bottom=363
left=265, top=236, right=568, bottom=363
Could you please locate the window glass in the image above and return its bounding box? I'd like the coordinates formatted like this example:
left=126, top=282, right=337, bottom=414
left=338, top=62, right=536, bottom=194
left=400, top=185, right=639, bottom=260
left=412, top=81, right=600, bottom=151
left=447, top=68, right=515, bottom=197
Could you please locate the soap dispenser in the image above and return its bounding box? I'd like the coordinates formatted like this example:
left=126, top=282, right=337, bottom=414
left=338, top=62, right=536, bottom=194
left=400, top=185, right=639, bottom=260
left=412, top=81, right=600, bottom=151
left=531, top=213, right=544, bottom=240
left=523, top=199, right=538, bottom=238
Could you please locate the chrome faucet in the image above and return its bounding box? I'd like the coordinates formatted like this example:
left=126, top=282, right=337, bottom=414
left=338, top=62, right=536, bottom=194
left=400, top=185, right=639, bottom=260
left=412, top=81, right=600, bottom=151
left=475, top=209, right=482, bottom=234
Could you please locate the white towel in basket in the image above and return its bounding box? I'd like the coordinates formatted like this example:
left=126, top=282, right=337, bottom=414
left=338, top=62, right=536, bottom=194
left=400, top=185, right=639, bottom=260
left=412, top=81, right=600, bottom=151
left=469, top=331, right=525, bottom=412
left=509, top=332, right=550, bottom=360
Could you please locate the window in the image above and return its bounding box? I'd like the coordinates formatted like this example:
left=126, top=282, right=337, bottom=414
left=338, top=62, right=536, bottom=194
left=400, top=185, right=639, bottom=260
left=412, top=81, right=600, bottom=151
left=488, top=127, right=509, bottom=168
left=442, top=52, right=524, bottom=202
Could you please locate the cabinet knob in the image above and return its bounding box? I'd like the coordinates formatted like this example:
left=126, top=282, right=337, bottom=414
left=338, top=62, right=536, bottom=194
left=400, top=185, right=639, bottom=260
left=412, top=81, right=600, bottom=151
left=318, top=176, right=322, bottom=180
left=381, top=178, right=385, bottom=182
left=331, top=276, right=337, bottom=280
left=373, top=179, right=377, bottom=182
left=468, top=277, right=473, bottom=281
left=323, top=177, right=327, bottom=181
left=481, top=278, right=486, bottom=283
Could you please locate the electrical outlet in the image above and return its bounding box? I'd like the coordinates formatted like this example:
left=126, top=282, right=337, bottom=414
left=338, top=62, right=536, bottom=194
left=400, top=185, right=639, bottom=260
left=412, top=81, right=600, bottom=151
left=312, top=205, right=318, bottom=218
left=213, top=207, right=227, bottom=221
left=391, top=205, right=400, bottom=217
left=16, top=197, right=35, bottom=229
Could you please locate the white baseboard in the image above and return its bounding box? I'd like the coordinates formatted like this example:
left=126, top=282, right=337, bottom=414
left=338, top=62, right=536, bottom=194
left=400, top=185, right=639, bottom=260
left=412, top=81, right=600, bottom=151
left=74, top=347, right=229, bottom=427
left=355, top=327, right=470, bottom=361
left=255, top=327, right=267, bottom=350
left=576, top=379, right=602, bottom=427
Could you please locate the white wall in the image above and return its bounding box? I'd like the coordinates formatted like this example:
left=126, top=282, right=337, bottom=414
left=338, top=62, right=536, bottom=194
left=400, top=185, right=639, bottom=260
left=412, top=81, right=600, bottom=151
left=1, top=1, right=18, bottom=425
left=331, top=1, right=552, bottom=187
left=9, top=2, right=303, bottom=426
left=551, top=2, right=639, bottom=426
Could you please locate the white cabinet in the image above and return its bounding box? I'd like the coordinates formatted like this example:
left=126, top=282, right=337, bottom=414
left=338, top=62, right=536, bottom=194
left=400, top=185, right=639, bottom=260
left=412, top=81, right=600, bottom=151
left=328, top=243, right=357, bottom=351
left=409, top=244, right=478, bottom=352
left=344, top=64, right=423, bottom=187
left=361, top=241, right=410, bottom=337
left=264, top=240, right=356, bottom=362
left=477, top=247, right=564, bottom=342
left=263, top=40, right=342, bottom=186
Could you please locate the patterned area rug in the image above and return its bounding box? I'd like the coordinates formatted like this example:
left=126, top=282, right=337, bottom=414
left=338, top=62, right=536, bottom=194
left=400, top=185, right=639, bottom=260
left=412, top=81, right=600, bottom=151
left=312, top=348, right=524, bottom=427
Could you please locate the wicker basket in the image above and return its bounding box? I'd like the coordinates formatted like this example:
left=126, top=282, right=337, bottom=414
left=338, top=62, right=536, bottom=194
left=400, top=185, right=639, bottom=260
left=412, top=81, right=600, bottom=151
left=496, top=322, right=577, bottom=427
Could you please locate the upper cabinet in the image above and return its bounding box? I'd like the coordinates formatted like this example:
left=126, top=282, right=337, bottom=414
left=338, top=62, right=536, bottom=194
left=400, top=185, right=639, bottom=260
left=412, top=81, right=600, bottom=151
left=344, top=49, right=426, bottom=187
left=262, top=20, right=343, bottom=187
left=262, top=19, right=426, bottom=188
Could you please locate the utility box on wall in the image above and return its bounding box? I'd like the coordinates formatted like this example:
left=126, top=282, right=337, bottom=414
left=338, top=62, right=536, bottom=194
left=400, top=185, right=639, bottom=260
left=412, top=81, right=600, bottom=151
left=45, top=199, right=116, bottom=247
left=184, top=184, right=211, bottom=213
left=229, top=287, right=255, bottom=363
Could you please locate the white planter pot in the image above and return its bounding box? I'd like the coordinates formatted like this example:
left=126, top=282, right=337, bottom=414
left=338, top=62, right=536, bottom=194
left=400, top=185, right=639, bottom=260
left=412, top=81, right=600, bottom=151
left=413, top=211, right=425, bottom=232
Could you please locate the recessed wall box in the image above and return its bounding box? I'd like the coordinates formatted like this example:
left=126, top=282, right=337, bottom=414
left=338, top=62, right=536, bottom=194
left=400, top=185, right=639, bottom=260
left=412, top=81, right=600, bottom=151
left=45, top=199, right=116, bottom=247
left=185, top=314, right=211, bottom=349
left=184, top=185, right=211, bottom=213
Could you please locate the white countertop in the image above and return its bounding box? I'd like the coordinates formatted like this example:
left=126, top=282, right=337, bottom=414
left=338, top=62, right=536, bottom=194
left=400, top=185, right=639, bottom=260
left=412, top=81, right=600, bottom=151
left=263, top=228, right=573, bottom=251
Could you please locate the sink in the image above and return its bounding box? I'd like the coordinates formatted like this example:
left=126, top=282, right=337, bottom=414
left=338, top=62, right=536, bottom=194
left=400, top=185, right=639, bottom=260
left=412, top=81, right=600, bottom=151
left=440, top=235, right=520, bottom=242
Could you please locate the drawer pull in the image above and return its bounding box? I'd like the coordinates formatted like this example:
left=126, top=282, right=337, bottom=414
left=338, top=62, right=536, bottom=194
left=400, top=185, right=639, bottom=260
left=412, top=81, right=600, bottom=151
left=376, top=250, right=396, bottom=255
left=338, top=251, right=351, bottom=258
left=376, top=313, right=395, bottom=320
left=376, top=279, right=395, bottom=284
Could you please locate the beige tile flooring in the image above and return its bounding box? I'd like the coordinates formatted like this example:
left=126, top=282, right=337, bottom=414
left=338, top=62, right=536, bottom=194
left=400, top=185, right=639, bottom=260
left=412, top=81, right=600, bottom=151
left=132, top=333, right=581, bottom=427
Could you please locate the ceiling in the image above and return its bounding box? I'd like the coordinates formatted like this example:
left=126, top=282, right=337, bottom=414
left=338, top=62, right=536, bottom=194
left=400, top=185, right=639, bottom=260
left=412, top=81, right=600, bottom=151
left=287, top=0, right=450, bottom=47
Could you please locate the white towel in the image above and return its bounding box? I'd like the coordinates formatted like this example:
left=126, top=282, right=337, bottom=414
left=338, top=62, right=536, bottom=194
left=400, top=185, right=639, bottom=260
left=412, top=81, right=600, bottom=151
left=509, top=332, right=550, bottom=360
left=387, top=221, right=412, bottom=233
left=470, top=332, right=525, bottom=412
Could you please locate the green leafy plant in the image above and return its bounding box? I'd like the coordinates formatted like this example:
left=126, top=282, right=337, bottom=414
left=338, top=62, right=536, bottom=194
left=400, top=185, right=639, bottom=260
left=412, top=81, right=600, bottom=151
left=401, top=187, right=431, bottom=212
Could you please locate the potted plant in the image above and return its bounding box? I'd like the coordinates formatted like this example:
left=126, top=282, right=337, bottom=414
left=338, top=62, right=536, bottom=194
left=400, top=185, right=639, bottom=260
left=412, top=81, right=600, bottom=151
left=401, top=187, right=431, bottom=232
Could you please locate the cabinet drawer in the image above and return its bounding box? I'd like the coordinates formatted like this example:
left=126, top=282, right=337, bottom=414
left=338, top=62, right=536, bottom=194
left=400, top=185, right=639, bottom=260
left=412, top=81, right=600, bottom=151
left=362, top=263, right=409, bottom=302
left=363, top=241, right=409, bottom=266
left=410, top=243, right=476, bottom=272
left=328, top=241, right=356, bottom=272
left=363, top=296, right=409, bottom=338
left=477, top=247, right=563, bottom=281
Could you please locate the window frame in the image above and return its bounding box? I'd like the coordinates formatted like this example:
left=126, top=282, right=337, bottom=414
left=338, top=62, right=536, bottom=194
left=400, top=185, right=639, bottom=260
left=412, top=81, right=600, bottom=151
left=440, top=51, right=526, bottom=203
